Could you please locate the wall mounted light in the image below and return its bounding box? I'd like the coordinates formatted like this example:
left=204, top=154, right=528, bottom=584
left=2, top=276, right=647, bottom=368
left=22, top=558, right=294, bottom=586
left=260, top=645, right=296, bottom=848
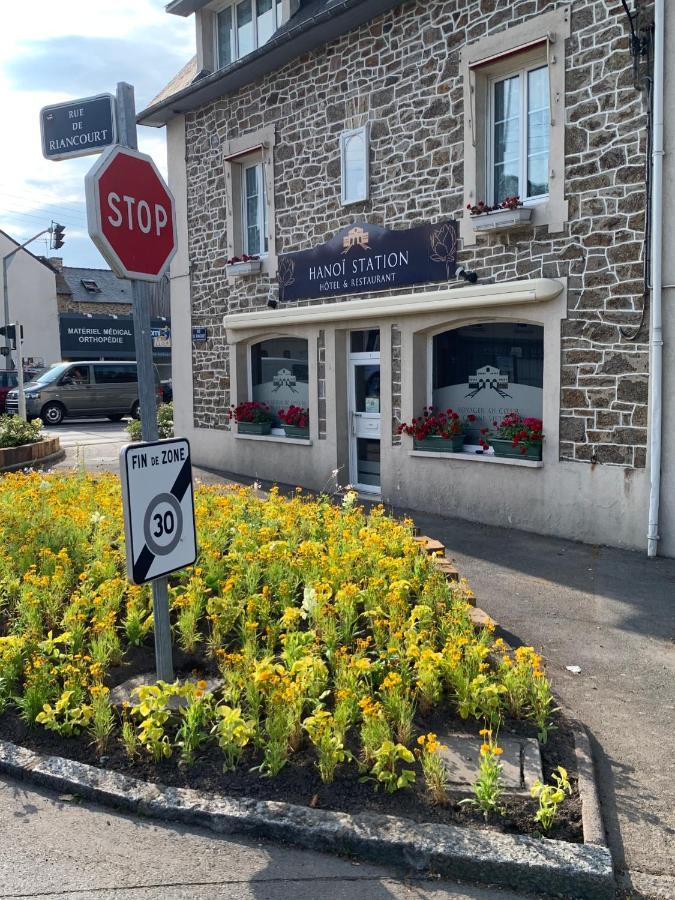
left=456, top=266, right=478, bottom=284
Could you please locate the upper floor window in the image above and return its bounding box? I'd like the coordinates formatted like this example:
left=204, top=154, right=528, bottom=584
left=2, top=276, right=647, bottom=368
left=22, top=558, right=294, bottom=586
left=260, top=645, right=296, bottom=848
left=340, top=125, right=369, bottom=206
left=216, top=0, right=283, bottom=69
left=243, top=161, right=268, bottom=256
left=490, top=64, right=550, bottom=204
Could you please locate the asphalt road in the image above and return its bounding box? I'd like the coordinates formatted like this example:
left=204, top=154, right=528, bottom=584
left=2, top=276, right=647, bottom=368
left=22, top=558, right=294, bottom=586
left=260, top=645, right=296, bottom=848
left=48, top=418, right=129, bottom=471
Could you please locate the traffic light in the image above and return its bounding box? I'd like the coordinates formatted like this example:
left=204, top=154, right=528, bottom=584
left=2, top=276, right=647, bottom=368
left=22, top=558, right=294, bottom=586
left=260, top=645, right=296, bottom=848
left=51, top=222, right=66, bottom=250
left=0, top=325, right=16, bottom=343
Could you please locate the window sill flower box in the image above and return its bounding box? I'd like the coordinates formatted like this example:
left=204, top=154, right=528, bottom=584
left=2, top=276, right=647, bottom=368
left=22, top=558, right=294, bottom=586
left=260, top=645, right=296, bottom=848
left=490, top=438, right=542, bottom=461
left=413, top=434, right=465, bottom=453
left=226, top=258, right=261, bottom=277
left=471, top=207, right=533, bottom=233
left=283, top=425, right=310, bottom=439
left=238, top=421, right=272, bottom=436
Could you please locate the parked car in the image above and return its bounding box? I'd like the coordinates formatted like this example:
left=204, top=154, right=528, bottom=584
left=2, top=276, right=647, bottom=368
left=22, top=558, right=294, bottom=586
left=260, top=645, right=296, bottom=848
left=5, top=361, right=161, bottom=426
left=0, top=370, right=41, bottom=414
left=0, top=371, right=18, bottom=414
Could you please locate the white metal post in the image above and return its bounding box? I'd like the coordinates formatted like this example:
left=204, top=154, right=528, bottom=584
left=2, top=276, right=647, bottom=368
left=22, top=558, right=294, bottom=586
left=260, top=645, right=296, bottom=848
left=647, top=0, right=664, bottom=557
left=116, top=81, right=174, bottom=681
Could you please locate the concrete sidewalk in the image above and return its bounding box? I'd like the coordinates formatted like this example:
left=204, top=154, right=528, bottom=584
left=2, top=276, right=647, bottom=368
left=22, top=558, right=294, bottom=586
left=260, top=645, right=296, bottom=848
left=405, top=507, right=675, bottom=900
left=0, top=774, right=529, bottom=900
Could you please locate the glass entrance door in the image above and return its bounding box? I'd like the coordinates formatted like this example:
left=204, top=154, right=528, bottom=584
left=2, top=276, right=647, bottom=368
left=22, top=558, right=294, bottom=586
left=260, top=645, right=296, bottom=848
left=348, top=331, right=380, bottom=493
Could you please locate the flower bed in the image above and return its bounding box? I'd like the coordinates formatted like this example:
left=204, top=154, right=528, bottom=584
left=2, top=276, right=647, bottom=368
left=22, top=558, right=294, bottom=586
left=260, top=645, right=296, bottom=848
left=0, top=473, right=579, bottom=840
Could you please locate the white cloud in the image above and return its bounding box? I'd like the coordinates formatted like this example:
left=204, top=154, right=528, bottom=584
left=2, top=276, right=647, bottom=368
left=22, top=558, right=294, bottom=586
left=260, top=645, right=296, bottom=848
left=0, top=1, right=194, bottom=267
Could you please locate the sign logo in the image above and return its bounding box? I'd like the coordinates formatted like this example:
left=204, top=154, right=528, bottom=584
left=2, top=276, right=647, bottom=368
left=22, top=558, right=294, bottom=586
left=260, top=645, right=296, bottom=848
left=466, top=366, right=512, bottom=399
left=342, top=227, right=371, bottom=253
left=272, top=368, right=298, bottom=393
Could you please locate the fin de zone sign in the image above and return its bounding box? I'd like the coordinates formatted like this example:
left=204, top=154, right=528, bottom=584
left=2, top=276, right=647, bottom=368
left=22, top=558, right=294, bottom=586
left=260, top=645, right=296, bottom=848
left=120, top=438, right=197, bottom=585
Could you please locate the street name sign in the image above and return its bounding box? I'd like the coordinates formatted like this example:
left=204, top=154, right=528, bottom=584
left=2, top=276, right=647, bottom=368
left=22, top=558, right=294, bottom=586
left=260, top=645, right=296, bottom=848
left=40, top=94, right=117, bottom=161
left=120, top=438, right=197, bottom=585
left=85, top=144, right=177, bottom=282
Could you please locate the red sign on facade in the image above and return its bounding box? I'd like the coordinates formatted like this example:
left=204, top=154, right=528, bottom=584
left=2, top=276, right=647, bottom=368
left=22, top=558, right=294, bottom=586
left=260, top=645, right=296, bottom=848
left=85, top=145, right=177, bottom=282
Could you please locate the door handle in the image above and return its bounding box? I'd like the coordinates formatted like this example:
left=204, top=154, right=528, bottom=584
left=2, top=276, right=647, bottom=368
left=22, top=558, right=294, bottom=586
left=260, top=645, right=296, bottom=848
left=351, top=412, right=357, bottom=436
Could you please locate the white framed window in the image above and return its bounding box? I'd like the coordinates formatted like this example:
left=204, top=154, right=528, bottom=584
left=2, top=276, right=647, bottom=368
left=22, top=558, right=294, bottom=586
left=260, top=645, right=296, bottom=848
left=488, top=64, right=550, bottom=205
left=216, top=0, right=283, bottom=69
left=340, top=125, right=370, bottom=206
left=242, top=162, right=268, bottom=256
left=223, top=125, right=277, bottom=276
left=459, top=8, right=570, bottom=246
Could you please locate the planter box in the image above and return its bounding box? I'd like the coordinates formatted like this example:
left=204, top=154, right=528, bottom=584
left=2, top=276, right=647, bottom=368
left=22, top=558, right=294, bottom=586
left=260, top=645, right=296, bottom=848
left=0, top=436, right=61, bottom=471
left=237, top=422, right=272, bottom=435
left=471, top=207, right=532, bottom=233
left=491, top=438, right=542, bottom=461
left=226, top=260, right=261, bottom=277
left=413, top=434, right=465, bottom=453
left=283, top=425, right=310, bottom=439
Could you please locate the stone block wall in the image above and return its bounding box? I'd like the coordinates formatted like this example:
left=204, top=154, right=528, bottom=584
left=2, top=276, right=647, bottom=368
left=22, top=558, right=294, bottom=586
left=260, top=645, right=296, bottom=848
left=184, top=0, right=651, bottom=466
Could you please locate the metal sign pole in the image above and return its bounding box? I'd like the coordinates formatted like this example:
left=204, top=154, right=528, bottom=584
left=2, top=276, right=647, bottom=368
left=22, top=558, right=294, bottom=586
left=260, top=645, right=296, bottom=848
left=16, top=325, right=26, bottom=421
left=116, top=82, right=174, bottom=683
left=2, top=256, right=13, bottom=371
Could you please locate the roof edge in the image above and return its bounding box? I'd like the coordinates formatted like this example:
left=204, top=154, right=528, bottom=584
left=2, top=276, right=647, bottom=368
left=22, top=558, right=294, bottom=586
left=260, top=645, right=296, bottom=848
left=138, top=0, right=408, bottom=126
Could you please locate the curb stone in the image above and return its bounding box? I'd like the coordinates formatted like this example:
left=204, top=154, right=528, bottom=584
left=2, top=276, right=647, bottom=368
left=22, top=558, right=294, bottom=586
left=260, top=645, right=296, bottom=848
left=569, top=720, right=607, bottom=847
left=0, top=739, right=613, bottom=900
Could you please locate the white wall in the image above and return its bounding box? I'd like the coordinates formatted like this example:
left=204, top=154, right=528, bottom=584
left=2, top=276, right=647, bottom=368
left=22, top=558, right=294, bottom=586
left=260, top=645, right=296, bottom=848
left=0, top=234, right=61, bottom=369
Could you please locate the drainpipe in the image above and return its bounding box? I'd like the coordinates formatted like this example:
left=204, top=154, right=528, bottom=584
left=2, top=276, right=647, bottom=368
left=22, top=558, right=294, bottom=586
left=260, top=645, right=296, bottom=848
left=647, top=0, right=664, bottom=557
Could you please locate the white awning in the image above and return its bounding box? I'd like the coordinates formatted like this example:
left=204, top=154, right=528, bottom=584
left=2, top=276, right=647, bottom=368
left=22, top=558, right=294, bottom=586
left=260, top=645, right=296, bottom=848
left=223, top=278, right=564, bottom=340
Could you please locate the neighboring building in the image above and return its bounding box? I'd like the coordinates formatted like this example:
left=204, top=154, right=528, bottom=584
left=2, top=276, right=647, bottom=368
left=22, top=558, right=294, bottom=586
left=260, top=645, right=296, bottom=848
left=0, top=229, right=61, bottom=369
left=51, top=261, right=173, bottom=380
left=139, top=1, right=669, bottom=553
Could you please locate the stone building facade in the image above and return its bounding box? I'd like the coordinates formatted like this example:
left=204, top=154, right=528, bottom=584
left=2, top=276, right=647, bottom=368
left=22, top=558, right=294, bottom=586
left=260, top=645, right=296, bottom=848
left=140, top=0, right=665, bottom=553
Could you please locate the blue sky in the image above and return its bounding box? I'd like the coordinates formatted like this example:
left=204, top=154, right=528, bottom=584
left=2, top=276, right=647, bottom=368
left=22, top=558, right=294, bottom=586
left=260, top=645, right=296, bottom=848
left=0, top=1, right=194, bottom=267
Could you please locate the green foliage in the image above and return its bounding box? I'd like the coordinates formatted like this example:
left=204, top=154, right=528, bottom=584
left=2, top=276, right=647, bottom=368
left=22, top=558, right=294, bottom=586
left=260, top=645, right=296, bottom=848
left=126, top=403, right=173, bottom=442
left=531, top=766, right=572, bottom=833
left=175, top=682, right=214, bottom=765
left=130, top=681, right=179, bottom=762
left=0, top=415, right=43, bottom=448
left=460, top=730, right=505, bottom=822
left=369, top=740, right=416, bottom=793
left=302, top=708, right=351, bottom=783
left=212, top=704, right=254, bottom=771
left=36, top=689, right=92, bottom=736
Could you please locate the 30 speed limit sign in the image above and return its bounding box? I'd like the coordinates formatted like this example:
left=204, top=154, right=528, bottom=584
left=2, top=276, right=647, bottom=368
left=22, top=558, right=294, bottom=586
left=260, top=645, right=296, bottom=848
left=120, top=438, right=197, bottom=584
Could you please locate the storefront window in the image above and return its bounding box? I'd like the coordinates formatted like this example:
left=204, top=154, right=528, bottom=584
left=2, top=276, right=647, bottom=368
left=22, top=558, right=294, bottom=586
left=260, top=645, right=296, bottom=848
left=251, top=337, right=309, bottom=419
left=432, top=323, right=543, bottom=440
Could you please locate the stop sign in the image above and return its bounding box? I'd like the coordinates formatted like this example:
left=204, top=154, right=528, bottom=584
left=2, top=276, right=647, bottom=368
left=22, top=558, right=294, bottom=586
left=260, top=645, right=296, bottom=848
left=85, top=145, right=176, bottom=282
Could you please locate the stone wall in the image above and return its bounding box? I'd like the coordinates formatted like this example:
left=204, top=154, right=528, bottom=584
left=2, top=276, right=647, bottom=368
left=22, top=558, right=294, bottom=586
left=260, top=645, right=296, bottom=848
left=184, top=0, right=651, bottom=466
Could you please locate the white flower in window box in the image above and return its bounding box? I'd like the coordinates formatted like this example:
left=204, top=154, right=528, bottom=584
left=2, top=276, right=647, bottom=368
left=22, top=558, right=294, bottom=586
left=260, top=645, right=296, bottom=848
left=226, top=254, right=262, bottom=277
left=468, top=197, right=533, bottom=233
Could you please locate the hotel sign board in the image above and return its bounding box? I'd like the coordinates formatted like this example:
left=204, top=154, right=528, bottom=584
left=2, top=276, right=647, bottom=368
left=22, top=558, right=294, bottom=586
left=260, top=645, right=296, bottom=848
left=277, top=220, right=458, bottom=302
left=40, top=94, right=117, bottom=161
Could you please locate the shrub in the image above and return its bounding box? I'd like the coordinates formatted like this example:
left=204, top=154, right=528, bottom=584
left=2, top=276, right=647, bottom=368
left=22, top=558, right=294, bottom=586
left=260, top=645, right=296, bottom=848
left=126, top=402, right=174, bottom=442
left=0, top=415, right=43, bottom=448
